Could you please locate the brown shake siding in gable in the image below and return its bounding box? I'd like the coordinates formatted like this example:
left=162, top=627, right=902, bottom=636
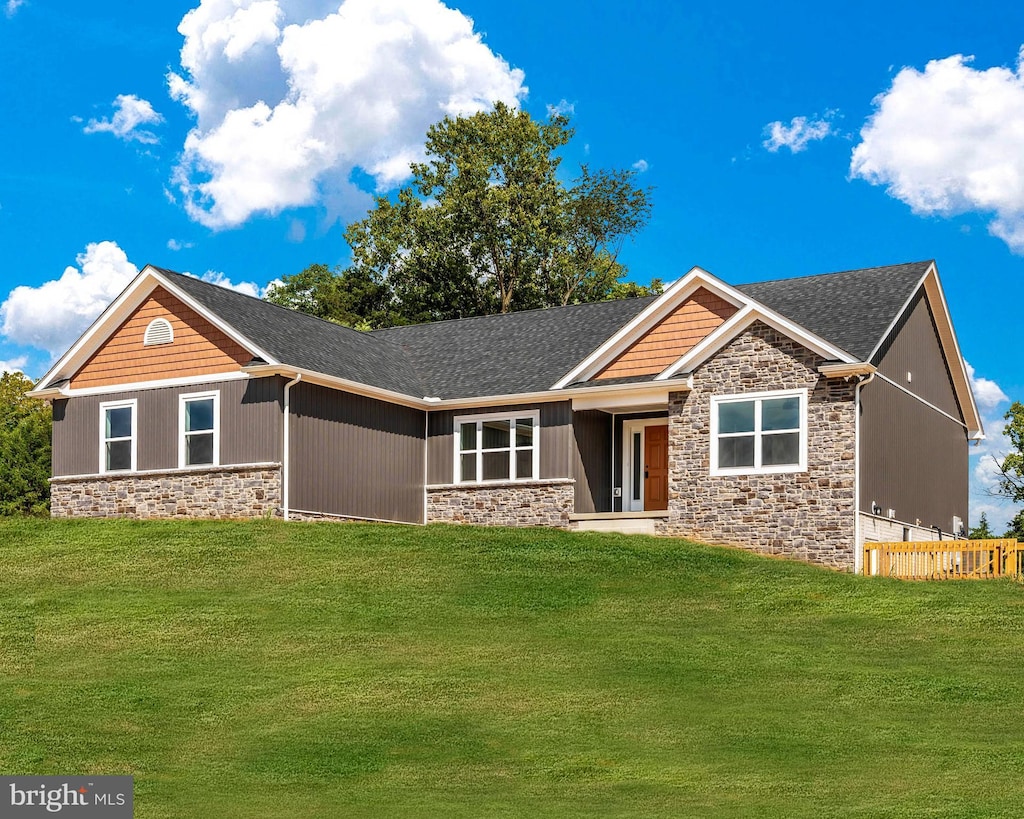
left=70, top=287, right=252, bottom=389
left=289, top=382, right=425, bottom=523
left=51, top=376, right=283, bottom=476
left=596, top=287, right=737, bottom=380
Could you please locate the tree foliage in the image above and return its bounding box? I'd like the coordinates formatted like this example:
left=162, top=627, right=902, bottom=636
left=266, top=103, right=657, bottom=328
left=0, top=371, right=51, bottom=516
left=995, top=401, right=1024, bottom=504
left=968, top=512, right=994, bottom=540
left=1004, top=509, right=1024, bottom=541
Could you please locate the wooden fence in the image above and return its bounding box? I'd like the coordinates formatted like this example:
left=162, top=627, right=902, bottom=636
left=863, top=539, right=1022, bottom=580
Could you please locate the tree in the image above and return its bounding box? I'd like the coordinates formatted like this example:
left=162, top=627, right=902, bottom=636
left=0, top=371, right=51, bottom=515
left=968, top=512, right=994, bottom=539
left=995, top=401, right=1024, bottom=503
left=267, top=103, right=655, bottom=328
left=1004, top=509, right=1024, bottom=541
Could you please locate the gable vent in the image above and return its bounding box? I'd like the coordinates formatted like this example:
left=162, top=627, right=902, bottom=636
left=143, top=317, right=174, bottom=346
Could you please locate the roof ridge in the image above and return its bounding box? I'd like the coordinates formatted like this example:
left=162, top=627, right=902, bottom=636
left=735, top=260, right=933, bottom=288
left=152, top=266, right=381, bottom=342
left=371, top=293, right=660, bottom=334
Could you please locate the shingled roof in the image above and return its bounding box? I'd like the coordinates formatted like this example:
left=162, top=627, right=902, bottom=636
left=149, top=261, right=932, bottom=400
left=153, top=268, right=427, bottom=396
left=734, top=260, right=931, bottom=360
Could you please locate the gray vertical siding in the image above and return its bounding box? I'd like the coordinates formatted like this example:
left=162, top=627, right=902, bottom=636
left=572, top=410, right=613, bottom=513
left=426, top=401, right=574, bottom=484
left=290, top=382, right=425, bottom=523
left=860, top=377, right=968, bottom=531
left=873, top=291, right=962, bottom=419
left=52, top=376, right=283, bottom=476
left=861, top=289, right=968, bottom=531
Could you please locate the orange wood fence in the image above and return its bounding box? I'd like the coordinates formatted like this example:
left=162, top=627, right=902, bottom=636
left=863, top=539, right=1022, bottom=580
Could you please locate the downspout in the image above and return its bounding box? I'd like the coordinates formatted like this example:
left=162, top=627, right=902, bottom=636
left=854, top=371, right=876, bottom=574
left=282, top=373, right=302, bottom=521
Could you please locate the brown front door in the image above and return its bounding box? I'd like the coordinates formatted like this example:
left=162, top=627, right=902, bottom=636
left=644, top=425, right=669, bottom=511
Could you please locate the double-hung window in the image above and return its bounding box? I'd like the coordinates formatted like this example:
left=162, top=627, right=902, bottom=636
left=455, top=412, right=539, bottom=483
left=179, top=391, right=220, bottom=468
left=100, top=399, right=136, bottom=473
left=710, top=389, right=806, bottom=475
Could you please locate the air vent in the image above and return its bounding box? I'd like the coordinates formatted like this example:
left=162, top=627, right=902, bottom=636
left=143, top=317, right=173, bottom=346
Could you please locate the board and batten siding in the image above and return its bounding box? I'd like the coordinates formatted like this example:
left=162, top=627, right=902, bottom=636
left=861, top=290, right=968, bottom=532
left=426, top=401, right=574, bottom=485
left=52, top=376, right=283, bottom=477
left=572, top=409, right=613, bottom=514
left=289, top=382, right=425, bottom=524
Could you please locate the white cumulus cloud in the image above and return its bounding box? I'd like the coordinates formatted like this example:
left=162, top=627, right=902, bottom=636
left=188, top=270, right=268, bottom=298
left=83, top=94, right=165, bottom=144
left=5, top=0, right=25, bottom=18
left=0, top=241, right=139, bottom=358
left=0, top=356, right=27, bottom=374
left=851, top=48, right=1024, bottom=252
left=632, top=159, right=649, bottom=173
left=762, top=112, right=837, bottom=153
left=965, top=362, right=1017, bottom=532
left=169, top=0, right=527, bottom=229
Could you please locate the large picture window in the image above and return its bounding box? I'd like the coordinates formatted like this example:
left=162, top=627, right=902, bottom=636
left=100, top=399, right=136, bottom=473
left=454, top=412, right=539, bottom=483
left=179, top=391, right=220, bottom=467
left=710, top=390, right=806, bottom=475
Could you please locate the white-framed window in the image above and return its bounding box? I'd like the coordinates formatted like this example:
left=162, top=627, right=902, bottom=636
left=143, top=317, right=174, bottom=346
left=710, top=389, right=807, bottom=476
left=454, top=411, right=539, bottom=483
left=179, top=391, right=220, bottom=468
left=99, top=399, right=137, bottom=473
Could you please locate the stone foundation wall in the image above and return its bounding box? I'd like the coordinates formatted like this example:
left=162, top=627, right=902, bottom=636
left=51, top=464, right=281, bottom=519
left=661, top=322, right=858, bottom=570
left=426, top=479, right=575, bottom=528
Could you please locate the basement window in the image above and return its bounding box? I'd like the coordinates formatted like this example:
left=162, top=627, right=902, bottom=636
left=454, top=412, right=539, bottom=483
left=143, top=317, right=174, bottom=346
left=710, top=389, right=807, bottom=476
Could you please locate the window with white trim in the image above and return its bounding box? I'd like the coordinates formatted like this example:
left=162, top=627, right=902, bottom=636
left=454, top=412, right=539, bottom=483
left=710, top=390, right=807, bottom=475
left=143, top=317, right=173, bottom=346
left=100, top=399, right=136, bottom=473
left=179, top=391, right=220, bottom=467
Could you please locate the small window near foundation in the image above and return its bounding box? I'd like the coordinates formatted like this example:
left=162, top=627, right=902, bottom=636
left=144, top=317, right=173, bottom=346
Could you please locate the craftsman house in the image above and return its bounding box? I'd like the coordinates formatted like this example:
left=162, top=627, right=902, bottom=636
left=31, top=260, right=981, bottom=572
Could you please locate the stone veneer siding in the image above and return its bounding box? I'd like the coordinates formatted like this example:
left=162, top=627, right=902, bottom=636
left=659, top=322, right=858, bottom=570
left=426, top=479, right=575, bottom=528
left=51, top=464, right=281, bottom=519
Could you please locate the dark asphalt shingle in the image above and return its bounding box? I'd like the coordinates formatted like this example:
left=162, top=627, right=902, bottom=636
left=153, top=261, right=933, bottom=400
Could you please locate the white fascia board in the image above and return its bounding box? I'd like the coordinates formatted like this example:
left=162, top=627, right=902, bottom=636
left=48, top=370, right=251, bottom=398
left=35, top=265, right=278, bottom=392
left=921, top=266, right=982, bottom=436
left=655, top=303, right=854, bottom=380
left=550, top=267, right=743, bottom=389
left=34, top=273, right=161, bottom=390
left=146, top=267, right=277, bottom=366
left=571, top=386, right=672, bottom=412
left=864, top=262, right=982, bottom=437
left=243, top=364, right=426, bottom=410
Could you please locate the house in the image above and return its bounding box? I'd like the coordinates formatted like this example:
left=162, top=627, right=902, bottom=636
left=30, top=260, right=982, bottom=572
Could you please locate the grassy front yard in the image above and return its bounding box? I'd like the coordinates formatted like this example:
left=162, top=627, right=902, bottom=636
left=1, top=518, right=1022, bottom=817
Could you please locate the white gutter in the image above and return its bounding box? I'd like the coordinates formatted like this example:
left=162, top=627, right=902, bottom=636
left=282, top=373, right=302, bottom=521
left=854, top=370, right=876, bottom=574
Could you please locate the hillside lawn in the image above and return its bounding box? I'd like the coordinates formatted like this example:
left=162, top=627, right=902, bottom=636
left=1, top=519, right=1023, bottom=817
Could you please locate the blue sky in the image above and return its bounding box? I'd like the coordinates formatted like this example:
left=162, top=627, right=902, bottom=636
left=1, top=0, right=1022, bottom=528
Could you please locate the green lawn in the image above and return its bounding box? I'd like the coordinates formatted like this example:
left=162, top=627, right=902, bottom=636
left=1, top=519, right=1023, bottom=817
